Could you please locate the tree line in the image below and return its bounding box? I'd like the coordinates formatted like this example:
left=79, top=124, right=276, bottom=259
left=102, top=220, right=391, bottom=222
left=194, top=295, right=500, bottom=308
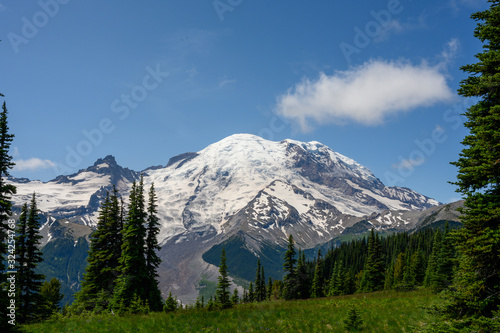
left=222, top=225, right=457, bottom=306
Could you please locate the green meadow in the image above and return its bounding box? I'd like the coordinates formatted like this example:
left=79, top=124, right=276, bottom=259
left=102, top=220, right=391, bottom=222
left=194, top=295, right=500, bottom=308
left=21, top=289, right=439, bottom=333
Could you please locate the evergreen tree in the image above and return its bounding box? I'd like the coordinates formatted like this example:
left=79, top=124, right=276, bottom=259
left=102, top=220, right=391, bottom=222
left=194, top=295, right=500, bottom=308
left=164, top=292, right=177, bottom=312
left=112, top=178, right=149, bottom=311
left=260, top=265, right=266, bottom=301
left=231, top=288, right=239, bottom=305
left=267, top=277, right=273, bottom=300
left=328, top=260, right=346, bottom=296
left=432, top=225, right=455, bottom=292
left=282, top=234, right=297, bottom=300
left=392, top=252, right=405, bottom=288
left=423, top=229, right=441, bottom=289
left=215, top=247, right=231, bottom=308
left=383, top=259, right=394, bottom=291
left=74, top=188, right=123, bottom=313
left=145, top=183, right=163, bottom=311
left=248, top=282, right=255, bottom=302
left=310, top=249, right=324, bottom=298
left=0, top=97, right=16, bottom=331
left=448, top=0, right=500, bottom=319
left=359, top=230, right=385, bottom=292
left=408, top=250, right=425, bottom=286
left=39, top=278, right=64, bottom=319
left=344, top=306, right=364, bottom=332
left=296, top=249, right=309, bottom=299
left=17, top=194, right=44, bottom=323
left=254, top=259, right=263, bottom=302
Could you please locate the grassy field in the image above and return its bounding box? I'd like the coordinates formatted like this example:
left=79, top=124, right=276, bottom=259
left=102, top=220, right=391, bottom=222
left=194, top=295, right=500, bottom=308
left=21, top=289, right=439, bottom=332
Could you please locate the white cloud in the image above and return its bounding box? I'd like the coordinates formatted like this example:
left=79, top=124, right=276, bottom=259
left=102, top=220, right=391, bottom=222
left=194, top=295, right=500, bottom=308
left=14, top=158, right=56, bottom=171
left=374, top=13, right=429, bottom=43
left=218, top=78, right=237, bottom=89
left=439, top=38, right=460, bottom=68
left=275, top=59, right=454, bottom=131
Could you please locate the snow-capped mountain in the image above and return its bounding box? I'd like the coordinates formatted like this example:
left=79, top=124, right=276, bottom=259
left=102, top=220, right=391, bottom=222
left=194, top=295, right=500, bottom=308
left=10, top=134, right=438, bottom=245
left=8, top=133, right=444, bottom=303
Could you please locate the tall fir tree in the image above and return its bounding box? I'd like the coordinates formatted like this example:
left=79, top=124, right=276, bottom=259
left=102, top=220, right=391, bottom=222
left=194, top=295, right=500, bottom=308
left=145, top=183, right=163, bottom=311
left=17, top=194, right=45, bottom=323
left=259, top=265, right=266, bottom=302
left=423, top=229, right=442, bottom=289
left=359, top=230, right=385, bottom=292
left=282, top=234, right=297, bottom=300
left=296, top=249, right=310, bottom=299
left=448, top=0, right=500, bottom=319
left=310, top=249, right=324, bottom=298
left=73, top=188, right=123, bottom=313
left=215, top=247, right=231, bottom=308
left=328, top=260, right=347, bottom=296
left=112, top=178, right=149, bottom=312
left=254, top=259, right=262, bottom=302
left=0, top=97, right=16, bottom=331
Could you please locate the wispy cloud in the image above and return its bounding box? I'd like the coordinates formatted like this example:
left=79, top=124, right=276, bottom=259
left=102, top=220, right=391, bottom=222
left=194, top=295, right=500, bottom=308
left=275, top=59, right=454, bottom=131
left=218, top=78, right=237, bottom=89
left=14, top=158, right=56, bottom=171
left=439, top=38, right=460, bottom=68
left=374, top=12, right=429, bottom=43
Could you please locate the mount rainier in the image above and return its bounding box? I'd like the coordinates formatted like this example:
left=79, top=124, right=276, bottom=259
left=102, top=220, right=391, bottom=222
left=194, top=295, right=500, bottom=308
left=8, top=134, right=455, bottom=303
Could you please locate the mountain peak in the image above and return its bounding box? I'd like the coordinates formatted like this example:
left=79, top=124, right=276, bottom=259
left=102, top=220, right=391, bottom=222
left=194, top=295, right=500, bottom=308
left=93, top=155, right=118, bottom=168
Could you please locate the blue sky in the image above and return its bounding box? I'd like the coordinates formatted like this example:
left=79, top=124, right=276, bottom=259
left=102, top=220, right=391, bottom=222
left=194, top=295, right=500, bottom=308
left=0, top=0, right=487, bottom=203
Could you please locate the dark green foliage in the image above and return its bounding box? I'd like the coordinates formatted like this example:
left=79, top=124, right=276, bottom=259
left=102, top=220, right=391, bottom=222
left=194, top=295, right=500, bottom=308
left=195, top=296, right=204, bottom=309
left=145, top=183, right=163, bottom=311
left=112, top=178, right=149, bottom=311
left=310, top=249, right=324, bottom=298
left=253, top=259, right=267, bottom=302
left=328, top=260, right=348, bottom=296
left=128, top=293, right=150, bottom=315
left=39, top=278, right=64, bottom=319
left=344, top=306, right=364, bottom=331
left=359, top=230, right=385, bottom=292
left=247, top=282, right=254, bottom=302
left=215, top=248, right=232, bottom=309
left=16, top=194, right=45, bottom=323
left=282, top=234, right=297, bottom=300
left=254, top=259, right=262, bottom=302
left=231, top=288, right=239, bottom=305
left=164, top=292, right=177, bottom=312
left=73, top=188, right=123, bottom=313
left=296, top=249, right=310, bottom=299
left=267, top=277, right=273, bottom=300
left=447, top=0, right=500, bottom=320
